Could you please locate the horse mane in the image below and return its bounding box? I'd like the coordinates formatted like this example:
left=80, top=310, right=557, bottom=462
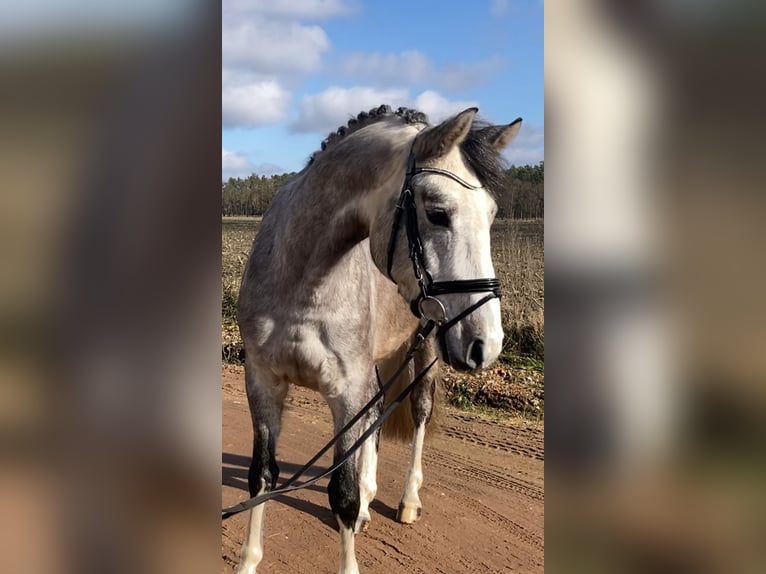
left=460, top=119, right=508, bottom=198
left=307, top=105, right=428, bottom=165
left=308, top=104, right=508, bottom=196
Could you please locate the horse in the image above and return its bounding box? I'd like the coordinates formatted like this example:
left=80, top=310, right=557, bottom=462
left=234, top=104, right=521, bottom=574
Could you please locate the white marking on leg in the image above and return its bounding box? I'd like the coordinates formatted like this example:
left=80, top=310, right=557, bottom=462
left=398, top=423, right=426, bottom=523
left=236, top=480, right=266, bottom=574
left=336, top=517, right=360, bottom=574
left=355, top=434, right=378, bottom=533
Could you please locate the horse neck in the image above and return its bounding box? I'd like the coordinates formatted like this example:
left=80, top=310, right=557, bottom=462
left=278, top=127, right=414, bottom=277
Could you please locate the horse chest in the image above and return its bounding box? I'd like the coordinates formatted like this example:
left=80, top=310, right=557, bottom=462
left=249, top=315, right=371, bottom=390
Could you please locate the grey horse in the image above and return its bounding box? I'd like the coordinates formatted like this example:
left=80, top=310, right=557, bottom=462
left=235, top=105, right=521, bottom=574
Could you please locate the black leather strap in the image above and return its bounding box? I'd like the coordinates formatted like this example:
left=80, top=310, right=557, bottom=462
left=386, top=155, right=417, bottom=280
left=428, top=278, right=501, bottom=297
left=386, top=190, right=408, bottom=280
left=438, top=292, right=498, bottom=335
left=222, top=357, right=438, bottom=519
left=410, top=167, right=482, bottom=190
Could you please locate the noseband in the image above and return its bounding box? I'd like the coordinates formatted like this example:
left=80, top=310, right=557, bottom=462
left=385, top=153, right=501, bottom=340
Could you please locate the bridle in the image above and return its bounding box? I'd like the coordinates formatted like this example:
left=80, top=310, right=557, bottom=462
left=385, top=152, right=502, bottom=353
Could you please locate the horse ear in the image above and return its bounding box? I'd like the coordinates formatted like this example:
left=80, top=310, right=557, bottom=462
left=412, top=107, right=478, bottom=160
left=478, top=118, right=523, bottom=151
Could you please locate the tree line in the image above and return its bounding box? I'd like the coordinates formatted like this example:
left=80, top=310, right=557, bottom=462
left=222, top=162, right=543, bottom=219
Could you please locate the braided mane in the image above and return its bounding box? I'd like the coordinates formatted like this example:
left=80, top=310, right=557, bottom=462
left=306, top=104, right=508, bottom=197
left=308, top=105, right=429, bottom=165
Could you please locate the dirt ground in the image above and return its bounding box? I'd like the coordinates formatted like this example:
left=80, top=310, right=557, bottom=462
left=222, top=365, right=544, bottom=573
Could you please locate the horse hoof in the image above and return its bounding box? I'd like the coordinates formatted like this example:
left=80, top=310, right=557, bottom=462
left=354, top=516, right=370, bottom=533
left=236, top=549, right=262, bottom=574
left=235, top=561, right=258, bottom=574
left=396, top=503, right=422, bottom=524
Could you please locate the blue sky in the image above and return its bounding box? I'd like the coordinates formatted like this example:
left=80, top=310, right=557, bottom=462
left=222, top=0, right=543, bottom=179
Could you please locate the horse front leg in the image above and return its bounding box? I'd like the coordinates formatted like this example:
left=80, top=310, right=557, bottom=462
left=397, top=344, right=438, bottom=524
left=328, top=392, right=366, bottom=574
left=355, top=402, right=382, bottom=533
left=397, top=421, right=427, bottom=523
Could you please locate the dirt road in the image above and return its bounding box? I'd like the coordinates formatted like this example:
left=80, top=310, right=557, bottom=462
left=222, top=365, right=544, bottom=573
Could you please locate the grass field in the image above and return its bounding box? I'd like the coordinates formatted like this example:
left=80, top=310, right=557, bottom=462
left=222, top=216, right=544, bottom=416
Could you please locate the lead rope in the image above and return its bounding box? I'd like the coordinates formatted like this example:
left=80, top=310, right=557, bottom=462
left=222, top=321, right=436, bottom=520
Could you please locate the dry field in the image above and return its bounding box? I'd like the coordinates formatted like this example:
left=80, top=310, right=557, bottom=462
left=222, top=217, right=544, bottom=417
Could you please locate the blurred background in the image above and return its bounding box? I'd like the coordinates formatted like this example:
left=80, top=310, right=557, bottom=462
left=546, top=0, right=766, bottom=572
left=0, top=1, right=220, bottom=573
left=2, top=0, right=765, bottom=573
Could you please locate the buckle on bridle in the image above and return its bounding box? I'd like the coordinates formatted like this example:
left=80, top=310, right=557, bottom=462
left=417, top=295, right=447, bottom=325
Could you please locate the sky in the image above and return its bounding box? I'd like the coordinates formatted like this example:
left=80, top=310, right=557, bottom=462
left=222, top=0, right=544, bottom=180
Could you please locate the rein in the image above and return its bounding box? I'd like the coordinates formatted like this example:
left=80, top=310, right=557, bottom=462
left=222, top=321, right=437, bottom=520
left=222, top=152, right=501, bottom=521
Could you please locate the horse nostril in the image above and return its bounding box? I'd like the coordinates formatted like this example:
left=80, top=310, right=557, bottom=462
left=467, top=339, right=485, bottom=370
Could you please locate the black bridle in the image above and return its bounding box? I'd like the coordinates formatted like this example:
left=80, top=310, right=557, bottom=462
left=386, top=153, right=502, bottom=343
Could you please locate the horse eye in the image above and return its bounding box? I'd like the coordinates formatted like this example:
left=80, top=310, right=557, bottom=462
left=426, top=209, right=450, bottom=227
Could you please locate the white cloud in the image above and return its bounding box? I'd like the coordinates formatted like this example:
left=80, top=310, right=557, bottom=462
left=439, top=58, right=505, bottom=91
left=292, top=86, right=480, bottom=133
left=224, top=0, right=354, bottom=21
left=221, top=0, right=353, bottom=130
left=413, top=91, right=478, bottom=122
left=222, top=150, right=287, bottom=179
left=339, top=51, right=433, bottom=86
left=222, top=147, right=253, bottom=179
left=504, top=147, right=544, bottom=165
left=337, top=50, right=502, bottom=91
left=223, top=18, right=329, bottom=75
left=222, top=79, right=291, bottom=128
left=292, top=86, right=409, bottom=133
left=252, top=162, right=287, bottom=176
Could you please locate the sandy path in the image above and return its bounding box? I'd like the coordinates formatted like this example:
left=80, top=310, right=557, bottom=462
left=222, top=366, right=543, bottom=573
